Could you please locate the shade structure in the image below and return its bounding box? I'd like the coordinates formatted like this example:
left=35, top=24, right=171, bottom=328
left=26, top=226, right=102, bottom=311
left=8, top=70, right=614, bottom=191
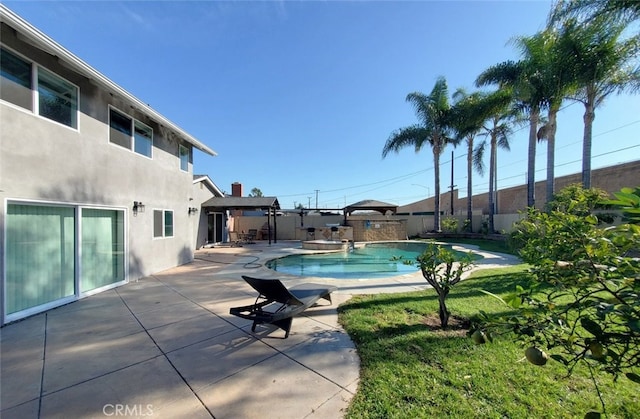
left=202, top=197, right=281, bottom=244
left=343, top=199, right=398, bottom=216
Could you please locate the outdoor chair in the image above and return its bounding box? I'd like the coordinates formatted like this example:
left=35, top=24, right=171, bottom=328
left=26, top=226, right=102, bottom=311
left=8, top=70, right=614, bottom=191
left=228, top=231, right=242, bottom=247
left=229, top=276, right=338, bottom=338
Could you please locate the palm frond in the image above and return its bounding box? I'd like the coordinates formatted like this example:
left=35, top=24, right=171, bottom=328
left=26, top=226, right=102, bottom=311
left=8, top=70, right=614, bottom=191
left=473, top=140, right=487, bottom=176
left=382, top=125, right=429, bottom=158
left=476, top=60, right=523, bottom=88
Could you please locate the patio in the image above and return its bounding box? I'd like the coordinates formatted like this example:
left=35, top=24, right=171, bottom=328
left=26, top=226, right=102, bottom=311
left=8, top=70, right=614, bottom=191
left=0, top=240, right=519, bottom=418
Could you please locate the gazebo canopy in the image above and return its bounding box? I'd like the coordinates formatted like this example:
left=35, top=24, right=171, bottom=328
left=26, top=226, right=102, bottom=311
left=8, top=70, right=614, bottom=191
left=343, top=199, right=398, bottom=216
left=201, top=196, right=280, bottom=210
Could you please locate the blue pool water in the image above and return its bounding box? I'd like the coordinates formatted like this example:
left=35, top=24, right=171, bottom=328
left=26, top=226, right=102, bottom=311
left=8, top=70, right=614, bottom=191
left=266, top=241, right=477, bottom=279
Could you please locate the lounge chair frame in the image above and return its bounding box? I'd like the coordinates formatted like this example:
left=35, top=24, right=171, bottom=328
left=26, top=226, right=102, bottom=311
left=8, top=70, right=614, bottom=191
left=230, top=276, right=337, bottom=338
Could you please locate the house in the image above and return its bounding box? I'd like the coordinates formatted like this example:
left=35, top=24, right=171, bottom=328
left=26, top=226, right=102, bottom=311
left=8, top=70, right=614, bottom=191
left=193, top=174, right=226, bottom=246
left=0, top=5, right=221, bottom=325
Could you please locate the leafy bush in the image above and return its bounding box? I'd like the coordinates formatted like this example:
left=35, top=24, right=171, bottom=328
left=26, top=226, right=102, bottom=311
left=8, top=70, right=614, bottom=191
left=603, top=186, right=640, bottom=224
left=482, top=185, right=640, bottom=415
left=544, top=183, right=609, bottom=215
left=441, top=217, right=459, bottom=233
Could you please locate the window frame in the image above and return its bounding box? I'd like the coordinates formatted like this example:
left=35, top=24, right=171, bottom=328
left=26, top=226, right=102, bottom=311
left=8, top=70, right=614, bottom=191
left=109, top=106, right=153, bottom=159
left=4, top=199, right=128, bottom=324
left=36, top=66, right=79, bottom=129
left=0, top=46, right=34, bottom=111
left=153, top=209, right=174, bottom=239
left=133, top=120, right=153, bottom=158
left=179, top=144, right=190, bottom=172
left=1, top=45, right=79, bottom=130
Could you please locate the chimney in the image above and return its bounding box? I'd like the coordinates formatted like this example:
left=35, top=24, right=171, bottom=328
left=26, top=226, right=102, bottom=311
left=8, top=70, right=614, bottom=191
left=232, top=182, right=243, bottom=197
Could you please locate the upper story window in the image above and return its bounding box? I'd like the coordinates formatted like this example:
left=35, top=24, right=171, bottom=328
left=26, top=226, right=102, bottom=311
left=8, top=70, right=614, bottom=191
left=1, top=47, right=32, bottom=110
left=109, top=107, right=153, bottom=158
left=37, top=67, right=78, bottom=128
left=134, top=121, right=152, bottom=157
left=179, top=144, right=189, bottom=172
left=1, top=47, right=78, bottom=129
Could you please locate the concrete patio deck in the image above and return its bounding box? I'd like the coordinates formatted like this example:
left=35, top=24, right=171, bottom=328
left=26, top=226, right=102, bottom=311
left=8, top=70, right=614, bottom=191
left=0, top=240, right=520, bottom=418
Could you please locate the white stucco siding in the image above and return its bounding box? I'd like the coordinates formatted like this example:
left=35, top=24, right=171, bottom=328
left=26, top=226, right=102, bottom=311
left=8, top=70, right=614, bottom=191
left=0, top=6, right=218, bottom=324
left=1, top=101, right=196, bottom=276
left=0, top=67, right=197, bottom=283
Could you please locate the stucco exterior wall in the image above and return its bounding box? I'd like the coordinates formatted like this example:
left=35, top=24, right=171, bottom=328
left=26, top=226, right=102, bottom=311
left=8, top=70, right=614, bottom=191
left=1, top=103, right=196, bottom=279
left=192, top=179, right=221, bottom=248
left=1, top=19, right=214, bottom=323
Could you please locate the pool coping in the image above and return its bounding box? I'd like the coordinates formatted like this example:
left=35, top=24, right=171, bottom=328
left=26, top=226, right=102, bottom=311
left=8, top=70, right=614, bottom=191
left=205, top=239, right=522, bottom=296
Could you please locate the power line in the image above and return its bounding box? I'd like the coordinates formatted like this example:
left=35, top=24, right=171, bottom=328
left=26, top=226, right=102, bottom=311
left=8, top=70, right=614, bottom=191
left=278, top=116, right=639, bottom=206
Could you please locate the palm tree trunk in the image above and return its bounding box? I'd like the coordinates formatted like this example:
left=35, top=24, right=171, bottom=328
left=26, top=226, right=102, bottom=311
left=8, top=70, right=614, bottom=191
left=527, top=110, right=539, bottom=208
left=433, top=142, right=442, bottom=232
left=582, top=99, right=595, bottom=189
left=466, top=137, right=473, bottom=232
left=488, top=133, right=496, bottom=234
left=546, top=108, right=558, bottom=204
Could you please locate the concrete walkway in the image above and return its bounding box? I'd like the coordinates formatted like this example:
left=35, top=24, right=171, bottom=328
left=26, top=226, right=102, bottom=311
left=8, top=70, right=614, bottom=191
left=0, top=240, right=520, bottom=418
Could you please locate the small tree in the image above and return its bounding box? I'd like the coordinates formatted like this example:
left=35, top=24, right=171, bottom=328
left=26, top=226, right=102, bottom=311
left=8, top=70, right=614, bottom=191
left=481, top=185, right=640, bottom=416
left=415, top=243, right=474, bottom=329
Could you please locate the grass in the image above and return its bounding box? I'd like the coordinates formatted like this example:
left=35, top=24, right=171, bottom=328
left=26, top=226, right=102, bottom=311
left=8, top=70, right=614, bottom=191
left=338, top=265, right=639, bottom=418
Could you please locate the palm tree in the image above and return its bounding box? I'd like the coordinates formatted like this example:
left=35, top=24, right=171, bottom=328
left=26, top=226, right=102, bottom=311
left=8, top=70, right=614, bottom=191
left=470, top=89, right=519, bottom=233
left=382, top=76, right=457, bottom=232
left=515, top=29, right=574, bottom=203
left=550, top=17, right=640, bottom=188
left=549, top=0, right=640, bottom=31
left=450, top=89, right=490, bottom=232
left=476, top=60, right=544, bottom=208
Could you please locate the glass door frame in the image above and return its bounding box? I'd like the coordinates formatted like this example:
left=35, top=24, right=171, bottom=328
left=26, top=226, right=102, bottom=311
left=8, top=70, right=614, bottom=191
left=3, top=199, right=128, bottom=324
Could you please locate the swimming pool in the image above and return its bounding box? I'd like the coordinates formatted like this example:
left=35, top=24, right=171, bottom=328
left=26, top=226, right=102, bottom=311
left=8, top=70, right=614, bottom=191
left=266, top=241, right=479, bottom=279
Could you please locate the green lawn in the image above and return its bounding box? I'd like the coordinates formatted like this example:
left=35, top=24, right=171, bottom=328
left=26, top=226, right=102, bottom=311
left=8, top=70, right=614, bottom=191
left=338, top=265, right=639, bottom=418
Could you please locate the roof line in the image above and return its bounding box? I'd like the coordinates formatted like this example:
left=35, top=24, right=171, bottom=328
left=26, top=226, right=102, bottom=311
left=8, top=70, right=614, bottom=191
left=193, top=175, right=224, bottom=196
left=0, top=4, right=217, bottom=157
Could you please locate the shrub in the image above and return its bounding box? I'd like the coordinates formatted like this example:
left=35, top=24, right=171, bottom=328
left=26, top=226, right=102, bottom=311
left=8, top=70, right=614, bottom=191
left=441, top=217, right=459, bottom=233
left=482, top=186, right=640, bottom=415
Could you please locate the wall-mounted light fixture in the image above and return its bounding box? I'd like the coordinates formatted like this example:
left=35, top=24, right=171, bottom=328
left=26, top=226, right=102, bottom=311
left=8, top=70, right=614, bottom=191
left=133, top=201, right=145, bottom=216
left=188, top=207, right=199, bottom=215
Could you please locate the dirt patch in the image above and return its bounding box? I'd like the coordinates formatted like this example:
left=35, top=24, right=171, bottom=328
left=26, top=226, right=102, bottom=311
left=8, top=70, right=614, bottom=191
left=422, top=314, right=470, bottom=337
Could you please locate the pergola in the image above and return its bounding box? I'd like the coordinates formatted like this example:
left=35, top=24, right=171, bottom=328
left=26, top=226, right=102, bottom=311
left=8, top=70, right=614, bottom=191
left=201, top=196, right=281, bottom=244
left=341, top=199, right=398, bottom=225
left=343, top=199, right=398, bottom=216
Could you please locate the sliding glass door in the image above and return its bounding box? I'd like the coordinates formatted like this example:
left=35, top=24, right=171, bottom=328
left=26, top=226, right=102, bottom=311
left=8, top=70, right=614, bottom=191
left=5, top=204, right=76, bottom=315
left=207, top=212, right=224, bottom=243
left=5, top=202, right=126, bottom=320
left=81, top=208, right=125, bottom=292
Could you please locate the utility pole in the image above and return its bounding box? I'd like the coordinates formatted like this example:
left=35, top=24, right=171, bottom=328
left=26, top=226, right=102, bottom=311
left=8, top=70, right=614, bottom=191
left=315, top=190, right=319, bottom=209
left=449, top=150, right=456, bottom=215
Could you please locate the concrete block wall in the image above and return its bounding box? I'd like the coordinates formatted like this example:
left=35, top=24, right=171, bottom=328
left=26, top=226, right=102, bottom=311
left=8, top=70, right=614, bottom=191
left=399, top=160, right=640, bottom=216
left=349, top=219, right=407, bottom=241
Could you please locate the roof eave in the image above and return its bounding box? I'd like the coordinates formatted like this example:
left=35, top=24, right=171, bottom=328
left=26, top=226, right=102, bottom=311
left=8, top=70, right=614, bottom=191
left=193, top=175, right=224, bottom=197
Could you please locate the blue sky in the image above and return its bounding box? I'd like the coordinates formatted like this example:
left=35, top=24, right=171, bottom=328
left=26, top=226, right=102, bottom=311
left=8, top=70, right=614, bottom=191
left=8, top=1, right=639, bottom=209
